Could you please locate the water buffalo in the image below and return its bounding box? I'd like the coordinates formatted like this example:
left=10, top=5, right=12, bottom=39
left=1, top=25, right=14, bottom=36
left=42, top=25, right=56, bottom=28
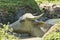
left=9, top=13, right=51, bottom=37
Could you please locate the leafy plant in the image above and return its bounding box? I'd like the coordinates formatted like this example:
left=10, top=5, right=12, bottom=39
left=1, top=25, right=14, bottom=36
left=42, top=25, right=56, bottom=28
left=0, top=24, right=19, bottom=40
left=44, top=32, right=60, bottom=40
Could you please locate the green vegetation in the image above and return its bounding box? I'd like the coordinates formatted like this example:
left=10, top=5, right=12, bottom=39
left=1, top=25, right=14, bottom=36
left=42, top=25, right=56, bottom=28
left=0, top=0, right=41, bottom=12
left=44, top=32, right=60, bottom=40
left=0, top=0, right=60, bottom=13
left=0, top=0, right=59, bottom=14
left=35, top=0, right=60, bottom=4
left=0, top=24, right=19, bottom=40
left=44, top=22, right=60, bottom=40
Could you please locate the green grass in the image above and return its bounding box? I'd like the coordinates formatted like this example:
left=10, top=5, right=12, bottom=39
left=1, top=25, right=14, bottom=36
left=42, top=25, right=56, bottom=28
left=0, top=0, right=41, bottom=14
left=0, top=0, right=60, bottom=8
left=0, top=0, right=59, bottom=13
left=0, top=0, right=39, bottom=9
